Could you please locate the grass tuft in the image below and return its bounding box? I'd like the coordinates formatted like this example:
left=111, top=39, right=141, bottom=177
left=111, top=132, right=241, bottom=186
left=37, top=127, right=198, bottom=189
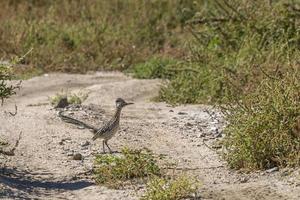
left=50, top=90, right=88, bottom=107
left=93, top=147, right=161, bottom=188
left=141, top=175, right=200, bottom=200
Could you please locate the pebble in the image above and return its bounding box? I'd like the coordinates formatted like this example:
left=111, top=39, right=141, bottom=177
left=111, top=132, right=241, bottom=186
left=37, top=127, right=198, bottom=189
left=185, top=122, right=193, bottom=127
left=73, top=153, right=83, bottom=160
left=240, top=177, right=249, bottom=183
left=178, top=111, right=187, bottom=115
left=81, top=141, right=90, bottom=147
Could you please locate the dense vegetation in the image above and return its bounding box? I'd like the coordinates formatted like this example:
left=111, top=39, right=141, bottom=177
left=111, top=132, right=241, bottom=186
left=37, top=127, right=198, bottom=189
left=0, top=0, right=192, bottom=73
left=1, top=0, right=299, bottom=170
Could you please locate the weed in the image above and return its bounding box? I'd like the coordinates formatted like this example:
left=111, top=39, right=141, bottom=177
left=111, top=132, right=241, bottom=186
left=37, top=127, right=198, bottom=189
left=93, top=147, right=161, bottom=188
left=223, top=71, right=300, bottom=169
left=0, top=62, right=20, bottom=104
left=141, top=175, right=200, bottom=200
left=68, top=92, right=88, bottom=105
left=50, top=90, right=88, bottom=107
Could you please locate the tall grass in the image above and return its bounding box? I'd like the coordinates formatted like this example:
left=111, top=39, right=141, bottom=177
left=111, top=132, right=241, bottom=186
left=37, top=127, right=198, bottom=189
left=0, top=0, right=195, bottom=73
left=157, top=0, right=300, bottom=104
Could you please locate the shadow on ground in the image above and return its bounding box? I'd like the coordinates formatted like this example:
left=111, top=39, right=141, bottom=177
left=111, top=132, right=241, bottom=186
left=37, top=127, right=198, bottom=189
left=0, top=167, right=94, bottom=199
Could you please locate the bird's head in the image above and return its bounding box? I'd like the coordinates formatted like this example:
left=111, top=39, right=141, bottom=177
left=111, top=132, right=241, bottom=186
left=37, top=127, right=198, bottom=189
left=115, top=98, right=133, bottom=109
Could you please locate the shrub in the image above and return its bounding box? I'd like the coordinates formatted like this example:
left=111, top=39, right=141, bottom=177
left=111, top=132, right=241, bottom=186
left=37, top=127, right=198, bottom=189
left=223, top=70, right=300, bottom=169
left=50, top=90, right=88, bottom=107
left=93, top=147, right=161, bottom=188
left=0, top=62, right=20, bottom=104
left=141, top=175, right=200, bottom=200
left=157, top=0, right=300, bottom=104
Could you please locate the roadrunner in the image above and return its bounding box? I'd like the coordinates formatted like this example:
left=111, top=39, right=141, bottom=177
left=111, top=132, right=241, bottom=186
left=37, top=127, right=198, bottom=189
left=59, top=98, right=133, bottom=153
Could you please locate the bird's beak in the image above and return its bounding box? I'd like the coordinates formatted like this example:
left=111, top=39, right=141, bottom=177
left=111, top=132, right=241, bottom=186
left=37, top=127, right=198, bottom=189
left=125, top=102, right=134, bottom=106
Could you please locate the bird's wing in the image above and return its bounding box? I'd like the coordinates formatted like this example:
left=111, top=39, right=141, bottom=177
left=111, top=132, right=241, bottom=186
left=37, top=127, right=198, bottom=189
left=58, top=111, right=97, bottom=132
left=92, top=121, right=114, bottom=140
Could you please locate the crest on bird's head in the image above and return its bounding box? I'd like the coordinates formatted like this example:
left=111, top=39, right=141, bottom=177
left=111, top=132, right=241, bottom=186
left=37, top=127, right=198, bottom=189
left=115, top=98, right=134, bottom=108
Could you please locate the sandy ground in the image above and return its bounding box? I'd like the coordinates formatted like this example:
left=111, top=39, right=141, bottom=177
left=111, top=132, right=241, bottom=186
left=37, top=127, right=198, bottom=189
left=0, top=72, right=300, bottom=200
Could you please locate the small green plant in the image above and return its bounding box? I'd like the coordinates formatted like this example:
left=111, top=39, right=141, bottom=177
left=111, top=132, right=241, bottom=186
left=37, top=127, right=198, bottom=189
left=141, top=175, right=200, bottom=200
left=223, top=71, right=300, bottom=169
left=129, top=57, right=180, bottom=79
left=93, top=147, right=161, bottom=188
left=0, top=63, right=20, bottom=104
left=50, top=90, right=88, bottom=107
left=68, top=92, right=88, bottom=105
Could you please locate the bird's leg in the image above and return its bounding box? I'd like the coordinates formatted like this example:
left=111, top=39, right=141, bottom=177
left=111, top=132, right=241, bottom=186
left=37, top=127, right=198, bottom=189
left=102, top=140, right=106, bottom=154
left=105, top=141, right=112, bottom=153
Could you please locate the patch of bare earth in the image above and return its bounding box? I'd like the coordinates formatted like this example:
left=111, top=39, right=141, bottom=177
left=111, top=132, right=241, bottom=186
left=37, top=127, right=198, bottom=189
left=1, top=72, right=300, bottom=199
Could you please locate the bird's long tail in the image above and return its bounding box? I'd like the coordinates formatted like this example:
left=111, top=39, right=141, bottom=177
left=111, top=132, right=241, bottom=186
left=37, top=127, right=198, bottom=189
left=58, top=111, right=97, bottom=133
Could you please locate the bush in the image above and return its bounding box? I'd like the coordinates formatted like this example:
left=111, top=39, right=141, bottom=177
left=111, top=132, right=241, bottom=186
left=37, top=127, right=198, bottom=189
left=0, top=63, right=20, bottom=104
left=50, top=90, right=88, bottom=107
left=223, top=71, right=300, bottom=169
left=93, top=148, right=161, bottom=188
left=141, top=175, right=200, bottom=200
left=156, top=0, right=300, bottom=104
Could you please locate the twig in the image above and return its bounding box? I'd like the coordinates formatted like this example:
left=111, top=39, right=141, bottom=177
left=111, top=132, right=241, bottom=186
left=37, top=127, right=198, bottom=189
left=7, top=104, right=18, bottom=116
left=0, top=131, right=22, bottom=156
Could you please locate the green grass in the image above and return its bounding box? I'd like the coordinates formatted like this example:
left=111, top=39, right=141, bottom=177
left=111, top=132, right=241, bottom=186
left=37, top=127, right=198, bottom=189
left=50, top=90, right=88, bottom=107
left=93, top=147, right=161, bottom=188
left=0, top=62, right=20, bottom=104
left=223, top=71, right=300, bottom=169
left=0, top=0, right=193, bottom=73
left=129, top=56, right=180, bottom=79
left=141, top=175, right=200, bottom=200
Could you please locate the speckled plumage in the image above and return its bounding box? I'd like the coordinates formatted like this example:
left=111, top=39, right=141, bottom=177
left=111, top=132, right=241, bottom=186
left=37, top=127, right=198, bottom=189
left=59, top=98, right=133, bottom=153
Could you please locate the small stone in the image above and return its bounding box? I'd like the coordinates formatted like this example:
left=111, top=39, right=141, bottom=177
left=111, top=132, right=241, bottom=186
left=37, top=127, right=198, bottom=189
left=240, top=177, right=248, bottom=183
left=266, top=167, right=279, bottom=173
left=73, top=153, right=83, bottom=160
left=67, top=152, right=74, bottom=156
left=178, top=111, right=187, bottom=115
left=185, top=122, right=193, bottom=127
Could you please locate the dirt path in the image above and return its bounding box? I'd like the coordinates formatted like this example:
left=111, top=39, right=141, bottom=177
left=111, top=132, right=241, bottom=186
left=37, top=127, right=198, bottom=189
left=1, top=72, right=300, bottom=199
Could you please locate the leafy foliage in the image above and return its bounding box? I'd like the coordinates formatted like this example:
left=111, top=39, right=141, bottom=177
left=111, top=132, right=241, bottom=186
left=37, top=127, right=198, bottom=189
left=50, top=90, right=88, bottom=106
left=93, top=148, right=161, bottom=188
left=0, top=63, right=20, bottom=104
left=141, top=175, right=200, bottom=200
left=223, top=71, right=300, bottom=169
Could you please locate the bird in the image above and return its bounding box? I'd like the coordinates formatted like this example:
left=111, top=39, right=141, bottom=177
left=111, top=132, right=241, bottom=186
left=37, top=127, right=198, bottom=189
left=58, top=98, right=133, bottom=153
